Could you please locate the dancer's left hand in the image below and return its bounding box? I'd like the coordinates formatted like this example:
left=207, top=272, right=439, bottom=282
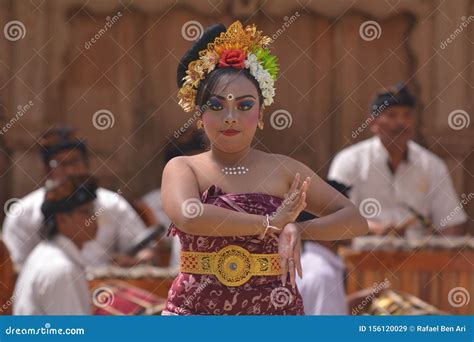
left=278, top=222, right=303, bottom=289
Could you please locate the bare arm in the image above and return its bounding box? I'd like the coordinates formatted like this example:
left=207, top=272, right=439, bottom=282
left=161, top=156, right=267, bottom=237
left=281, top=157, right=369, bottom=240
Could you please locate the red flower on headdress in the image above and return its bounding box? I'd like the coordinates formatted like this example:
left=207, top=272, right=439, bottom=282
left=218, top=49, right=246, bottom=69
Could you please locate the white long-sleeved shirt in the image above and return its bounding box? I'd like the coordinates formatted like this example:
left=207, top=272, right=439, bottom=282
left=13, top=235, right=91, bottom=315
left=3, top=187, right=147, bottom=271
left=142, top=188, right=180, bottom=268
left=296, top=242, right=348, bottom=315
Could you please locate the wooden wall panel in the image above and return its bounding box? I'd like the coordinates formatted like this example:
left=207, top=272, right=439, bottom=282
left=0, top=0, right=472, bottom=239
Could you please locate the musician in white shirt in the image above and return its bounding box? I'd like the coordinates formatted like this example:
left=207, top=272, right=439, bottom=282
left=297, top=241, right=348, bottom=315
left=328, top=83, right=467, bottom=238
left=14, top=175, right=98, bottom=315
left=2, top=127, right=149, bottom=272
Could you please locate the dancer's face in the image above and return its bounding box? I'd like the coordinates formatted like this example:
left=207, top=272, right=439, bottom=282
left=201, top=74, right=261, bottom=153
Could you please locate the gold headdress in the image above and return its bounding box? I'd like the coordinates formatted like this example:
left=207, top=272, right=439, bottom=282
left=178, top=21, right=279, bottom=112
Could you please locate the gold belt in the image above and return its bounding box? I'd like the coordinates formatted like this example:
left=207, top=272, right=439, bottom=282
left=180, top=245, right=282, bottom=287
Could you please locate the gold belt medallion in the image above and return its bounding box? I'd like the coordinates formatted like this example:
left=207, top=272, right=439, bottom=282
left=180, top=245, right=281, bottom=286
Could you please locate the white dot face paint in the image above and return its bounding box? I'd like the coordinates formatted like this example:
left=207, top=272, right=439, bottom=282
left=226, top=93, right=234, bottom=101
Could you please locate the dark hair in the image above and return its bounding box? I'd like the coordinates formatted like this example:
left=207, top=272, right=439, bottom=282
left=177, top=24, right=226, bottom=88
left=40, top=215, right=58, bottom=240
left=46, top=146, right=89, bottom=171
left=195, top=68, right=263, bottom=110
left=372, top=82, right=416, bottom=112
left=165, top=131, right=207, bottom=162
left=38, top=126, right=89, bottom=168
left=40, top=209, right=76, bottom=240
left=40, top=175, right=97, bottom=239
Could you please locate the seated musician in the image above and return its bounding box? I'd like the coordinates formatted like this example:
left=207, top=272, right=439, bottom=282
left=13, top=175, right=97, bottom=315
left=2, top=126, right=151, bottom=271
left=328, top=83, right=467, bottom=238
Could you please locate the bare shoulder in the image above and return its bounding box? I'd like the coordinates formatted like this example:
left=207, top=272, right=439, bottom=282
left=252, top=150, right=309, bottom=186
left=161, top=155, right=202, bottom=196
left=256, top=151, right=311, bottom=176
left=163, top=153, right=212, bottom=181
left=165, top=152, right=207, bottom=168
left=162, top=155, right=198, bottom=180
left=185, top=151, right=212, bottom=170
left=164, top=155, right=190, bottom=170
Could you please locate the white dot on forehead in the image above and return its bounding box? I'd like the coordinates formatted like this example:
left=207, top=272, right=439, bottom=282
left=226, top=93, right=234, bottom=101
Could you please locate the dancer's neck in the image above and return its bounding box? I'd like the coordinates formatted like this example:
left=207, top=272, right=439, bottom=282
left=210, top=146, right=254, bottom=167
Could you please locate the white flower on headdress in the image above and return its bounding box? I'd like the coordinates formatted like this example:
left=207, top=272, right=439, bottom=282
left=244, top=53, right=276, bottom=106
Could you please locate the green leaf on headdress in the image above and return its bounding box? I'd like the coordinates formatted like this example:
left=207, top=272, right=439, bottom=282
left=254, top=47, right=279, bottom=80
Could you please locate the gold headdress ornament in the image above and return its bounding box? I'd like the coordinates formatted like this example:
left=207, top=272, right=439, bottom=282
left=178, top=21, right=279, bottom=112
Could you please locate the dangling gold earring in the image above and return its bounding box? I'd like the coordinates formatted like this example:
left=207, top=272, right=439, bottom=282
left=258, top=111, right=264, bottom=130
left=197, top=119, right=203, bottom=129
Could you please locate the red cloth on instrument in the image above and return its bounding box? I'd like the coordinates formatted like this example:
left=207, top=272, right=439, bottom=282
left=165, top=185, right=305, bottom=315
left=94, top=281, right=166, bottom=315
